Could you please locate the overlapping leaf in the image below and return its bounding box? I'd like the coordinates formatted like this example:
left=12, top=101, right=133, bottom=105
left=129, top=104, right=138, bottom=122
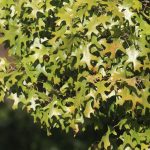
left=0, top=0, right=149, bottom=149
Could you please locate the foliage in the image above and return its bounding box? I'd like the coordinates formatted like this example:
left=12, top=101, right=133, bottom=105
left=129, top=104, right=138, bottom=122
left=0, top=0, right=150, bottom=149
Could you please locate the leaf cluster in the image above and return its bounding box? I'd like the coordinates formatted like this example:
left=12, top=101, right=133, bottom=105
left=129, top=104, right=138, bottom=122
left=0, top=0, right=150, bottom=149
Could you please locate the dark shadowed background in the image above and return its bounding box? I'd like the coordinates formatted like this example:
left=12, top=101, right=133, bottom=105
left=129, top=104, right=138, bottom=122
left=0, top=102, right=99, bottom=150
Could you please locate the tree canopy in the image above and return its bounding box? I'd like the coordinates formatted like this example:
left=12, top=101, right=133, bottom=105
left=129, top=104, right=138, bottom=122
left=0, top=0, right=150, bottom=149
